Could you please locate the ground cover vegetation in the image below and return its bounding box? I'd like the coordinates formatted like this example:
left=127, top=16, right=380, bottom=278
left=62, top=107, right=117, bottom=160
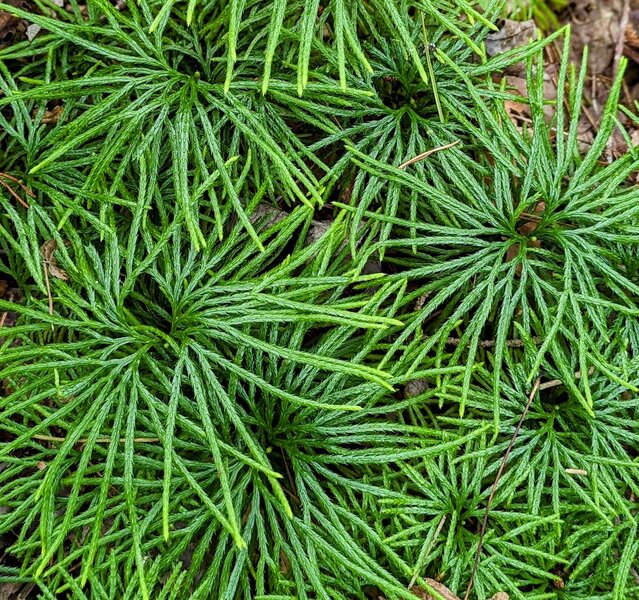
left=0, top=0, right=638, bottom=598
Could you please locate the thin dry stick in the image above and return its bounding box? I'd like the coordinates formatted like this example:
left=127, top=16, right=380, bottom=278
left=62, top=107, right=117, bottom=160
left=614, top=0, right=631, bottom=78
left=409, top=514, right=447, bottom=588
left=423, top=335, right=542, bottom=348
left=443, top=336, right=541, bottom=349
left=463, top=377, right=541, bottom=600
left=0, top=172, right=35, bottom=193
left=538, top=367, right=594, bottom=391
left=398, top=140, right=460, bottom=170
left=0, top=178, right=30, bottom=209
left=0, top=173, right=34, bottom=208
left=33, top=434, right=160, bottom=444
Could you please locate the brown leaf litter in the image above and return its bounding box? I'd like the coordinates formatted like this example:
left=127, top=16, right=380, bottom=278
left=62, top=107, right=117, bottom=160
left=40, top=239, right=68, bottom=282
left=487, top=5, right=639, bottom=167
left=40, top=239, right=68, bottom=315
left=410, top=580, right=509, bottom=600
left=40, top=104, right=64, bottom=124
left=485, top=18, right=538, bottom=60
left=0, top=0, right=31, bottom=49
left=0, top=280, right=22, bottom=330
left=567, top=0, right=627, bottom=75
left=367, top=580, right=509, bottom=600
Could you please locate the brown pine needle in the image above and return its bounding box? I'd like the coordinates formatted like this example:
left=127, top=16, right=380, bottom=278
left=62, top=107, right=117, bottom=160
left=398, top=140, right=460, bottom=170
left=464, top=377, right=541, bottom=600
left=0, top=172, right=35, bottom=195
left=0, top=176, right=30, bottom=209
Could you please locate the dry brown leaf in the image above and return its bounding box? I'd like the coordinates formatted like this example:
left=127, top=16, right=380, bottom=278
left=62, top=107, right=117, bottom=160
left=570, top=0, right=625, bottom=75
left=576, top=117, right=596, bottom=155
left=485, top=20, right=538, bottom=58
left=41, top=240, right=68, bottom=281
left=0, top=10, right=15, bottom=31
left=490, top=594, right=510, bottom=600
left=248, top=204, right=288, bottom=229
left=0, top=0, right=30, bottom=48
left=504, top=242, right=521, bottom=267
left=626, top=11, right=639, bottom=48
left=25, top=22, right=39, bottom=40
left=503, top=76, right=529, bottom=119
left=307, top=219, right=331, bottom=245
left=411, top=579, right=460, bottom=600
left=604, top=128, right=629, bottom=163
left=42, top=104, right=64, bottom=124
left=503, top=66, right=558, bottom=125
left=405, top=378, right=429, bottom=398
left=0, top=583, right=22, bottom=600
left=518, top=201, right=546, bottom=237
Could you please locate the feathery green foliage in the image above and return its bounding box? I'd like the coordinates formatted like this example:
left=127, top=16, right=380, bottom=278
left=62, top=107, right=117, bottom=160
left=348, top=40, right=639, bottom=425
left=0, top=1, right=638, bottom=599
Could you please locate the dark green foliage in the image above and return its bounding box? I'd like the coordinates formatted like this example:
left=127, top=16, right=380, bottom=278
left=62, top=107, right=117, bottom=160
left=0, top=1, right=638, bottom=599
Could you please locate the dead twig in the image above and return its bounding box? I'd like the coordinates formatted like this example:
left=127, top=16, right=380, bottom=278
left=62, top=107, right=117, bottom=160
left=398, top=140, right=460, bottom=170
left=464, top=377, right=541, bottom=600
left=424, top=335, right=542, bottom=349
left=538, top=367, right=595, bottom=391
left=0, top=172, right=34, bottom=208
left=615, top=0, right=631, bottom=79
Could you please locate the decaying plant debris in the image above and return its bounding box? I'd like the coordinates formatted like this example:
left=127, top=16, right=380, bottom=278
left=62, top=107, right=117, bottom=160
left=0, top=1, right=639, bottom=599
